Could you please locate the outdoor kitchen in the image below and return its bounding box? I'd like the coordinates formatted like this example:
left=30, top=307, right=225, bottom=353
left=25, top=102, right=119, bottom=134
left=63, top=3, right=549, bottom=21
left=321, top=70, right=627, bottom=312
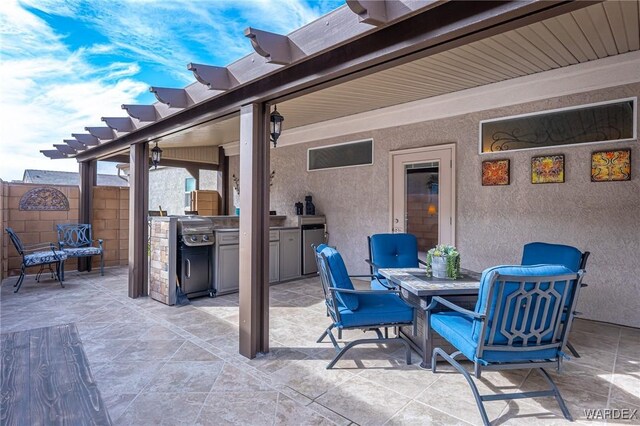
left=148, top=212, right=327, bottom=306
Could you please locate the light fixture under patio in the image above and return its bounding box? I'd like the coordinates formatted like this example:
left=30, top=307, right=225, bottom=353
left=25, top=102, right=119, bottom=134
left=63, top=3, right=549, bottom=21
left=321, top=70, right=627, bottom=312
left=150, top=142, right=163, bottom=169
left=270, top=105, right=284, bottom=147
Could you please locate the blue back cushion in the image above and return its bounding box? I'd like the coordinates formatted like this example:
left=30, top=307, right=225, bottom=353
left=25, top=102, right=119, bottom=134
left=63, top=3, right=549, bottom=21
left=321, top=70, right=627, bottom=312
left=521, top=242, right=583, bottom=272
left=370, top=234, right=419, bottom=271
left=320, top=246, right=359, bottom=311
left=471, top=264, right=575, bottom=345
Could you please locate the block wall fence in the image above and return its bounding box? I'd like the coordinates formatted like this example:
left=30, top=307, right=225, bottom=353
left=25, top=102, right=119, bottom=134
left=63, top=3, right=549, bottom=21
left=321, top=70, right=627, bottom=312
left=0, top=181, right=129, bottom=281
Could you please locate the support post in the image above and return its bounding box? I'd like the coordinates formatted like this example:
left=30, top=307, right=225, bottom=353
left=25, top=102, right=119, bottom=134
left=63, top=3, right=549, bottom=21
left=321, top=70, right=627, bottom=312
left=219, top=146, right=229, bottom=215
left=78, top=161, right=96, bottom=271
left=186, top=166, right=200, bottom=190
left=238, top=103, right=270, bottom=358
left=128, top=143, right=149, bottom=298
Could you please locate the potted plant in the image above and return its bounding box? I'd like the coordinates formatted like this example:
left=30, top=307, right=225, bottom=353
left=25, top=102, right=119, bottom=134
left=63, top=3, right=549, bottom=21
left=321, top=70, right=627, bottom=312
left=426, top=244, right=460, bottom=279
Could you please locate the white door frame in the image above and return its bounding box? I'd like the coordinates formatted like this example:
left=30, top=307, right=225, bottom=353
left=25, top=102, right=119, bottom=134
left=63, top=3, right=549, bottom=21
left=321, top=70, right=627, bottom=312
left=388, top=143, right=456, bottom=246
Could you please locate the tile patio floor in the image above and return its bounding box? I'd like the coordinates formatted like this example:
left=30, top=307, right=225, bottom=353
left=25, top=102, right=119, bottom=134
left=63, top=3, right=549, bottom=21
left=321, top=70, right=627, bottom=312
left=1, top=267, right=638, bottom=425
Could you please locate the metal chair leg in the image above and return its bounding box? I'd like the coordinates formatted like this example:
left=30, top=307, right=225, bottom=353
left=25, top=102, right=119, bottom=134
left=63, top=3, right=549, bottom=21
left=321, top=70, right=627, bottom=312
left=100, top=253, right=104, bottom=276
left=536, top=368, right=573, bottom=421
left=566, top=341, right=580, bottom=358
left=317, top=324, right=334, bottom=343
left=56, top=262, right=65, bottom=288
left=326, top=336, right=411, bottom=369
left=14, top=267, right=26, bottom=293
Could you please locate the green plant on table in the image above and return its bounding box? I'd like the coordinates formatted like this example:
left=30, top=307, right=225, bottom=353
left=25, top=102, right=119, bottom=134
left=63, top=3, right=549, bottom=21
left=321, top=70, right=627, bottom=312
left=426, top=244, right=460, bottom=279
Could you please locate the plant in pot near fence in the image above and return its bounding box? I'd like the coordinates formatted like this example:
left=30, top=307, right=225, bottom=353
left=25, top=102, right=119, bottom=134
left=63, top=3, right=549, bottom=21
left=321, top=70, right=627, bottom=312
left=426, top=244, right=460, bottom=279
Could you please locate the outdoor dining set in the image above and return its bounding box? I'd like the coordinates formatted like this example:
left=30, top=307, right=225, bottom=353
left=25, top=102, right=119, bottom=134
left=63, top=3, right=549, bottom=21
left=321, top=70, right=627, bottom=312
left=313, top=235, right=590, bottom=426
left=5, top=224, right=103, bottom=293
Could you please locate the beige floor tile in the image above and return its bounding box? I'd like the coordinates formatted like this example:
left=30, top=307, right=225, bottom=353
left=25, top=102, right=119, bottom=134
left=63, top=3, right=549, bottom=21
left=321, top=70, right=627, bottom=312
left=115, top=392, right=207, bottom=425
left=196, top=391, right=278, bottom=425
left=384, top=400, right=471, bottom=425
left=275, top=393, right=335, bottom=425
left=315, top=375, right=410, bottom=425
left=143, top=360, right=224, bottom=393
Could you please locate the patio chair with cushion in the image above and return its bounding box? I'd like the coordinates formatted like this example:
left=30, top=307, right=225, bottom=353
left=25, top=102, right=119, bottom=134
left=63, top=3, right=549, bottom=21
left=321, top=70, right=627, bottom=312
left=56, top=223, right=104, bottom=281
left=5, top=227, right=67, bottom=293
left=314, top=244, right=416, bottom=369
left=428, top=264, right=585, bottom=425
left=366, top=233, right=427, bottom=290
left=521, top=241, right=590, bottom=357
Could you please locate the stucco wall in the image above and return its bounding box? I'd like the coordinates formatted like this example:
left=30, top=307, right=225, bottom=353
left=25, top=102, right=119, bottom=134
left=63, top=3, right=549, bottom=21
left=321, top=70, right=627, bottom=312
left=148, top=167, right=217, bottom=216
left=231, top=83, right=640, bottom=327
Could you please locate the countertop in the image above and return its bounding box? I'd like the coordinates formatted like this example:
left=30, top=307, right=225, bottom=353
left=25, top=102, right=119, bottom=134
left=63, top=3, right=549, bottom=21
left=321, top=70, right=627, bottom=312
left=214, top=226, right=299, bottom=233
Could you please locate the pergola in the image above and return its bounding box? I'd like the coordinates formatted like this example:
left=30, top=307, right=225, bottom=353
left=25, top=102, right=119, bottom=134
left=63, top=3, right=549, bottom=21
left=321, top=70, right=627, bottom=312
left=40, top=0, right=639, bottom=359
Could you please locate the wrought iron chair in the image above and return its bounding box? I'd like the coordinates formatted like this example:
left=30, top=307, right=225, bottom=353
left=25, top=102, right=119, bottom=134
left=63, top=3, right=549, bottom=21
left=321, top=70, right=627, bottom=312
left=428, top=264, right=585, bottom=425
left=366, top=233, right=427, bottom=290
left=314, top=244, right=416, bottom=369
left=521, top=242, right=590, bottom=358
left=56, top=224, right=104, bottom=281
left=5, top=227, right=67, bottom=293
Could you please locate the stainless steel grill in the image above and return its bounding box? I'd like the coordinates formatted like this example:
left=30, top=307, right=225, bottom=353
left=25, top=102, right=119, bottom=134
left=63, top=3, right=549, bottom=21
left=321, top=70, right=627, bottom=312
left=176, top=216, right=215, bottom=246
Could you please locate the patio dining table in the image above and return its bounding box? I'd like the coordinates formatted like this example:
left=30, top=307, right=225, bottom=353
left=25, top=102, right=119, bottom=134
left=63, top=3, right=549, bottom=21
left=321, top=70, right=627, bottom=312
left=378, top=267, right=481, bottom=368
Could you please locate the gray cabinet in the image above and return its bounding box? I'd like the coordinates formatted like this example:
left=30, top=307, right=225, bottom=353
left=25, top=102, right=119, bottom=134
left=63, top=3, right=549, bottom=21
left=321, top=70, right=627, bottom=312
left=279, top=229, right=301, bottom=281
left=269, top=241, right=280, bottom=283
left=215, top=231, right=240, bottom=296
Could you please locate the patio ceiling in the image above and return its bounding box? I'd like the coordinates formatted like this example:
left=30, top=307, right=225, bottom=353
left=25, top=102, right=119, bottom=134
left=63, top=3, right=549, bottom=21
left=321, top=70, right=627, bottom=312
left=147, top=0, right=639, bottom=151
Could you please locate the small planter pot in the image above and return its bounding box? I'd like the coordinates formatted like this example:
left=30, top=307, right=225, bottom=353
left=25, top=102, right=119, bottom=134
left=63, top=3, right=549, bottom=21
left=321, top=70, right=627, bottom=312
left=431, top=256, right=448, bottom=278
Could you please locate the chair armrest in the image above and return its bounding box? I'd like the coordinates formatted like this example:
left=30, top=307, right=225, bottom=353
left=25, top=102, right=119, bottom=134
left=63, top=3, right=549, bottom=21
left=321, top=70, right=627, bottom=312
left=418, top=259, right=428, bottom=267
left=328, top=287, right=401, bottom=296
left=22, top=243, right=56, bottom=253
left=348, top=274, right=378, bottom=278
left=97, top=239, right=104, bottom=249
left=364, top=259, right=383, bottom=269
left=58, top=241, right=65, bottom=249
left=426, top=296, right=484, bottom=319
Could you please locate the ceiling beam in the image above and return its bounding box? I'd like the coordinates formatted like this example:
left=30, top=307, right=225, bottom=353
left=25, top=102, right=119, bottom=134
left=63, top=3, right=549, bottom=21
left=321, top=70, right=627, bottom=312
left=244, top=28, right=305, bottom=65
left=41, top=149, right=68, bottom=159
left=75, top=1, right=596, bottom=162
left=102, top=116, right=136, bottom=132
left=187, top=63, right=239, bottom=90
left=149, top=87, right=193, bottom=109
left=54, top=144, right=76, bottom=155
left=72, top=133, right=99, bottom=146
left=64, top=139, right=87, bottom=150
left=85, top=126, right=114, bottom=140
left=346, top=0, right=445, bottom=26
left=106, top=154, right=219, bottom=170
left=122, top=104, right=160, bottom=122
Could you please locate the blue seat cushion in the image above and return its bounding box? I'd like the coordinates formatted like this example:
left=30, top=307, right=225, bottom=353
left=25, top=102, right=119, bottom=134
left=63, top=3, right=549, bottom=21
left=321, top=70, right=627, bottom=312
left=338, top=293, right=413, bottom=328
left=371, top=278, right=396, bottom=291
left=63, top=247, right=102, bottom=257
left=320, top=246, right=359, bottom=311
left=521, top=242, right=583, bottom=272
left=24, top=250, right=68, bottom=266
left=431, top=312, right=559, bottom=363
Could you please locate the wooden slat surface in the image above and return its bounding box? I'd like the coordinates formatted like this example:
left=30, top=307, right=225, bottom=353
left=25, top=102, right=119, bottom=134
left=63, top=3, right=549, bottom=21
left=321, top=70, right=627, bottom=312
left=1, top=324, right=111, bottom=426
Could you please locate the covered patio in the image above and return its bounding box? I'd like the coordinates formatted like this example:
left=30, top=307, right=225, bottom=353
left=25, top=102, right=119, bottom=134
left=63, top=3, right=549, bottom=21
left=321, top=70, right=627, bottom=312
left=5, top=0, right=640, bottom=424
left=1, top=269, right=638, bottom=424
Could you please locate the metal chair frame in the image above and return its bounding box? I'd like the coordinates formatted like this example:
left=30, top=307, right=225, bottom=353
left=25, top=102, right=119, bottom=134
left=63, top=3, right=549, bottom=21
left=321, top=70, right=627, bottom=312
left=428, top=270, right=585, bottom=426
left=56, top=223, right=104, bottom=280
left=314, top=245, right=417, bottom=369
left=5, top=227, right=65, bottom=293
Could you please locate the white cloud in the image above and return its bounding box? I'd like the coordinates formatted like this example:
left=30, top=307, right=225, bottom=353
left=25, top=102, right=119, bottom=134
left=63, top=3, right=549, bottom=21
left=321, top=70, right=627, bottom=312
left=0, top=0, right=340, bottom=181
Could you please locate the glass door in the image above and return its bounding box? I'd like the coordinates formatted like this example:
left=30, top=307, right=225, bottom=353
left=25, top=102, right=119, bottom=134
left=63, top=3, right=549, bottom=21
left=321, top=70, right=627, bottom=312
left=390, top=145, right=455, bottom=249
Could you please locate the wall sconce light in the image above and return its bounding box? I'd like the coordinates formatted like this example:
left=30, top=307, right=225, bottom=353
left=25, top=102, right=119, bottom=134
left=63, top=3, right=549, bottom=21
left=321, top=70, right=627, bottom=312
left=427, top=203, right=437, bottom=216
left=270, top=105, right=284, bottom=148
left=151, top=142, right=163, bottom=169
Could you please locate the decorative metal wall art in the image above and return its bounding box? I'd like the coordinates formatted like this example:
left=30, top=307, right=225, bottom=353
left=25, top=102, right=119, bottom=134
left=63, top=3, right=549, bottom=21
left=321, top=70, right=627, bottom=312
left=19, top=187, right=70, bottom=211
left=480, top=98, right=636, bottom=153
left=591, top=149, right=631, bottom=182
left=531, top=155, right=565, bottom=184
left=481, top=159, right=510, bottom=186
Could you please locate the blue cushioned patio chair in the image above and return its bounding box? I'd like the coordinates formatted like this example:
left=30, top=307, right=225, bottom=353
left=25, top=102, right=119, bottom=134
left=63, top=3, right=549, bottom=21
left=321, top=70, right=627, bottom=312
left=56, top=223, right=104, bottom=281
left=428, top=265, right=585, bottom=425
left=522, top=242, right=590, bottom=358
left=366, top=233, right=427, bottom=290
left=5, top=227, right=67, bottom=293
left=314, top=244, right=416, bottom=369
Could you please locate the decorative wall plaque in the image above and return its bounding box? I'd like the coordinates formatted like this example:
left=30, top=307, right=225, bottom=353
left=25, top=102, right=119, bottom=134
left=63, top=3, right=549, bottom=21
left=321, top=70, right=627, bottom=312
left=481, top=159, right=510, bottom=186
left=531, top=155, right=565, bottom=184
left=19, top=187, right=70, bottom=211
left=480, top=98, right=636, bottom=153
left=591, top=149, right=631, bottom=182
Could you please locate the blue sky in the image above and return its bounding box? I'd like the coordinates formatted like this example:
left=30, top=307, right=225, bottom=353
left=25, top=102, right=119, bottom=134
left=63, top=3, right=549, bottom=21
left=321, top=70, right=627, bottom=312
left=0, top=0, right=343, bottom=180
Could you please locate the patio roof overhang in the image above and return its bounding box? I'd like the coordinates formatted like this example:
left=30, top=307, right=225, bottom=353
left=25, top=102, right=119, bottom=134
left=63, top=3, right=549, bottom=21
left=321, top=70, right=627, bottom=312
left=49, top=0, right=600, bottom=163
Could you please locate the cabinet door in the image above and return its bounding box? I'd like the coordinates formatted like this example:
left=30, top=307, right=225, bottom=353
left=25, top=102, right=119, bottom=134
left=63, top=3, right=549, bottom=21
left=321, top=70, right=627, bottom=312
left=279, top=229, right=301, bottom=281
left=269, top=241, right=280, bottom=283
left=216, top=244, right=239, bottom=295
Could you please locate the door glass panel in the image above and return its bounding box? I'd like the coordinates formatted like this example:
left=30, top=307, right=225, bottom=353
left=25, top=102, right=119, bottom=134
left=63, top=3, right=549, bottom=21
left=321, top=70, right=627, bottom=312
left=405, top=162, right=439, bottom=253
